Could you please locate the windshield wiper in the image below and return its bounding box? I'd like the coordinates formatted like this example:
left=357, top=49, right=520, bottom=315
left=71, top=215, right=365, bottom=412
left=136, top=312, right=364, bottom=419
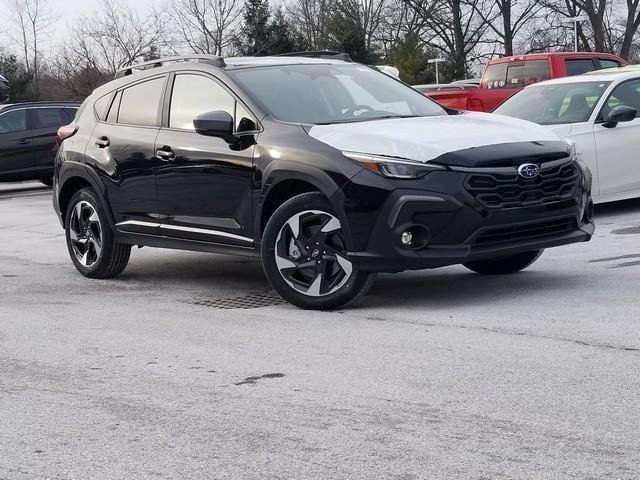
left=315, top=114, right=424, bottom=125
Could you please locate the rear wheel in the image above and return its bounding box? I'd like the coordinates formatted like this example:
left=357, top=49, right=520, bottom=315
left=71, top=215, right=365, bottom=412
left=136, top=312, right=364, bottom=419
left=463, top=250, right=543, bottom=275
left=65, top=188, right=131, bottom=278
left=261, top=193, right=374, bottom=310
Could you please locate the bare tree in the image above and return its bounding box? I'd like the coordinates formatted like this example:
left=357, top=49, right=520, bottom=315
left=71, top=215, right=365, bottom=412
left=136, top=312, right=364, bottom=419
left=618, top=0, right=640, bottom=59
left=5, top=0, right=55, bottom=98
left=48, top=0, right=164, bottom=98
left=71, top=0, right=165, bottom=73
left=404, top=0, right=490, bottom=79
left=170, top=0, right=243, bottom=55
left=287, top=0, right=335, bottom=49
left=471, top=0, right=542, bottom=55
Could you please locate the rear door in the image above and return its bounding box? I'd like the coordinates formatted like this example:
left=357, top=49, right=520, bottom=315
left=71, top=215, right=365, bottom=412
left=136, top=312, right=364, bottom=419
left=153, top=72, right=256, bottom=245
left=28, top=107, right=72, bottom=174
left=84, top=75, right=167, bottom=232
left=0, top=108, right=32, bottom=181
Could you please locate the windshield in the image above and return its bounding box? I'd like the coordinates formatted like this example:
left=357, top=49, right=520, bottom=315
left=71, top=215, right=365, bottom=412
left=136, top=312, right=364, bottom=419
left=228, top=63, right=446, bottom=124
left=494, top=81, right=611, bottom=125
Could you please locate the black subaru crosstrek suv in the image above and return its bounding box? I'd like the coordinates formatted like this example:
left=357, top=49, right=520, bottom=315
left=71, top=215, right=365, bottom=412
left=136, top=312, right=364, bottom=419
left=53, top=54, right=594, bottom=309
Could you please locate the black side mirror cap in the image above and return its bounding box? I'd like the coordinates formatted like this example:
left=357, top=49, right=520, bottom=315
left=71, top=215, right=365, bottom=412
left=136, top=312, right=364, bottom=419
left=602, top=105, right=637, bottom=128
left=193, top=110, right=234, bottom=137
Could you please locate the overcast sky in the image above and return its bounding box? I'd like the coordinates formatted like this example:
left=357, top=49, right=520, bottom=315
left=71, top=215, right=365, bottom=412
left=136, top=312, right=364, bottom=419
left=49, top=0, right=159, bottom=19
left=1, top=0, right=162, bottom=52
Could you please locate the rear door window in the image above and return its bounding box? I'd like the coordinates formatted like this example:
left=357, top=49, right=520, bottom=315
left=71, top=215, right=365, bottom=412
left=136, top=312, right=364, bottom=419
left=598, top=59, right=622, bottom=70
left=566, top=59, right=596, bottom=76
left=30, top=108, right=68, bottom=129
left=506, top=61, right=551, bottom=88
left=117, top=76, right=165, bottom=127
left=0, top=109, right=28, bottom=133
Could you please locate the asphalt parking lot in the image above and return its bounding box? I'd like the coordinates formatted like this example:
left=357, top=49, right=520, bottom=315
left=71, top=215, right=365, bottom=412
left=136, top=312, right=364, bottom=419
left=1, top=182, right=640, bottom=479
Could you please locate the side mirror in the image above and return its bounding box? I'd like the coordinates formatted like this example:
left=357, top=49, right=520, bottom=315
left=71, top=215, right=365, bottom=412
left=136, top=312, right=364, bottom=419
left=193, top=110, right=233, bottom=137
left=602, top=105, right=637, bottom=128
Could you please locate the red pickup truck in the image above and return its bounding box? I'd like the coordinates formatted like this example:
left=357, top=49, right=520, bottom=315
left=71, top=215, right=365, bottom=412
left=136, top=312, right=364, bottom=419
left=421, top=52, right=627, bottom=112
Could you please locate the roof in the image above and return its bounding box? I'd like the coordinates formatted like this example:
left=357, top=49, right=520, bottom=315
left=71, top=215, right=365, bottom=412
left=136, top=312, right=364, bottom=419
left=521, top=69, right=640, bottom=88
left=488, top=51, right=624, bottom=65
left=114, top=53, right=352, bottom=79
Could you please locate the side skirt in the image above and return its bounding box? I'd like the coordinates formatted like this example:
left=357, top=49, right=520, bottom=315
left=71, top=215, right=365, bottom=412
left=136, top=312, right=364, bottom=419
left=114, top=230, right=260, bottom=258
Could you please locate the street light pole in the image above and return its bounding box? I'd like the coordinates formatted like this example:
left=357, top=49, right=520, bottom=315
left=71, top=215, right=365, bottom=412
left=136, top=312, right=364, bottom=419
left=428, top=58, right=446, bottom=84
left=561, top=15, right=588, bottom=52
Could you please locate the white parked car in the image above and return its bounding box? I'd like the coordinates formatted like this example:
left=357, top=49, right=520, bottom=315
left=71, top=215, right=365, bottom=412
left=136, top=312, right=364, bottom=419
left=494, top=69, right=640, bottom=204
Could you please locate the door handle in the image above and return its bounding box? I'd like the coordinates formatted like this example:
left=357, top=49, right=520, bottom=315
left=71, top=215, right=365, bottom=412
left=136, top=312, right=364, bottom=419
left=156, top=147, right=176, bottom=161
left=16, top=139, right=30, bottom=145
left=95, top=136, right=110, bottom=148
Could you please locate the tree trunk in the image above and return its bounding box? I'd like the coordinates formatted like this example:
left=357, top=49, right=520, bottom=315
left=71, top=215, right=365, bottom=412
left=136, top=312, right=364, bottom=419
left=502, top=0, right=513, bottom=56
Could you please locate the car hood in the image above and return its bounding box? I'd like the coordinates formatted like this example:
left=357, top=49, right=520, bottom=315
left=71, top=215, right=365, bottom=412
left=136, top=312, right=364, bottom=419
left=306, top=112, right=565, bottom=163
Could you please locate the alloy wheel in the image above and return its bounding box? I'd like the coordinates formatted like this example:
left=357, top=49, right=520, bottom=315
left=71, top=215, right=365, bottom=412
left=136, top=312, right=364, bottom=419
left=69, top=200, right=102, bottom=268
left=274, top=210, right=353, bottom=297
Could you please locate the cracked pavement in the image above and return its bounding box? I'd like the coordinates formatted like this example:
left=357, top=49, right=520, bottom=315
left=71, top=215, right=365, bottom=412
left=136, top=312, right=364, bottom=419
left=1, top=182, right=640, bottom=479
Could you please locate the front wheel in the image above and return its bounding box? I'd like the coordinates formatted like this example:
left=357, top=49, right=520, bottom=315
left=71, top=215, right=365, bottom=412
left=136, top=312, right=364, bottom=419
left=261, top=193, right=374, bottom=310
left=463, top=250, right=543, bottom=275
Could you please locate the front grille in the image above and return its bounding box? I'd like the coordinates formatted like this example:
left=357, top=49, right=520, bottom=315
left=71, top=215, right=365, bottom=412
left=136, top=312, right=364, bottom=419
left=474, top=218, right=577, bottom=246
left=465, top=161, right=580, bottom=209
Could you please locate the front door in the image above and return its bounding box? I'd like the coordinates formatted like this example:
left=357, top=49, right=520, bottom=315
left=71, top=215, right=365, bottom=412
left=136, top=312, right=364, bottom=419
left=593, top=78, right=640, bottom=198
left=154, top=73, right=256, bottom=246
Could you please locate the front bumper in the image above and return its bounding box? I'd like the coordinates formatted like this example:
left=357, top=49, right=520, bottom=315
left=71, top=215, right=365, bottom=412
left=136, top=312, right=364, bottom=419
left=339, top=163, right=594, bottom=273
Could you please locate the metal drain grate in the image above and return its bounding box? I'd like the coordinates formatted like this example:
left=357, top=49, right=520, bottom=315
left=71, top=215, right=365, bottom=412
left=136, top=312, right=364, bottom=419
left=190, top=292, right=287, bottom=309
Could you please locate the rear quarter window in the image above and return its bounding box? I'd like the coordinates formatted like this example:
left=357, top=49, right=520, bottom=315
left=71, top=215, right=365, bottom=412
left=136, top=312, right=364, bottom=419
left=93, top=93, right=114, bottom=121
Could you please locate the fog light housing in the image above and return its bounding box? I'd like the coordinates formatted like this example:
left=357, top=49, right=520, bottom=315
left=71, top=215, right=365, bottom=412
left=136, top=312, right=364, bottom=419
left=401, top=231, right=413, bottom=245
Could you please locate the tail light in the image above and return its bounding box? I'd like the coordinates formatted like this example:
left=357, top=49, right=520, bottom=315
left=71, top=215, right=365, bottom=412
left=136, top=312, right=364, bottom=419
left=56, top=125, right=78, bottom=145
left=466, top=98, right=485, bottom=111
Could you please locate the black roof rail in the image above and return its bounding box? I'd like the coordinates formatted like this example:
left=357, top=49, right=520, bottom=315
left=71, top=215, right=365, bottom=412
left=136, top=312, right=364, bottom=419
left=276, top=51, right=352, bottom=62
left=114, top=55, right=226, bottom=79
left=0, top=100, right=81, bottom=109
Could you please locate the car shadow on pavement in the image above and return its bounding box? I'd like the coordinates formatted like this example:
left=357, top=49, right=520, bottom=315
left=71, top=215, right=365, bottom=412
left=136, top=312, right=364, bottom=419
left=359, top=268, right=583, bottom=309
left=119, top=251, right=582, bottom=310
left=594, top=197, right=640, bottom=217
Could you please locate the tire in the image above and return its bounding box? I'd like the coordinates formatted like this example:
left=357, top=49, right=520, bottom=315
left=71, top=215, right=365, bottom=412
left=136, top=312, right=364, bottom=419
left=64, top=187, right=131, bottom=279
left=261, top=192, right=375, bottom=310
left=463, top=250, right=543, bottom=275
left=40, top=177, right=53, bottom=187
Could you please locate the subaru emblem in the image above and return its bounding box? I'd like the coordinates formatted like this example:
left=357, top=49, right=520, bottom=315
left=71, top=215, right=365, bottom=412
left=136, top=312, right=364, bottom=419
left=517, top=163, right=540, bottom=179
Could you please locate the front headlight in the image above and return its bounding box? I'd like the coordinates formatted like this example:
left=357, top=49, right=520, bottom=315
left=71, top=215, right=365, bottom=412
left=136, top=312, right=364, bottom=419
left=342, top=151, right=445, bottom=179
